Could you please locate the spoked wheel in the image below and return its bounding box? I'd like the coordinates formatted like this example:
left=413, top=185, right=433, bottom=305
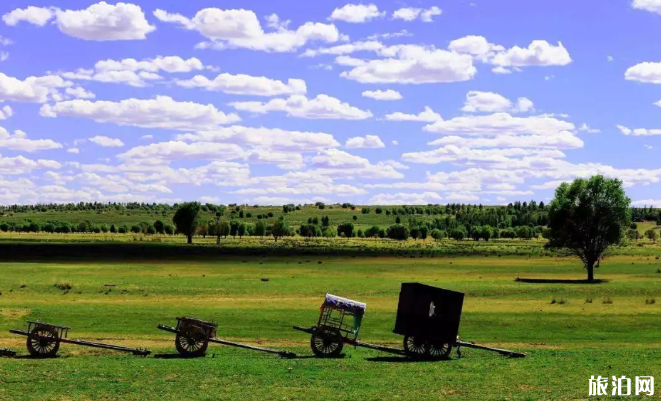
left=175, top=326, right=209, bottom=357
left=27, top=327, right=60, bottom=358
left=310, top=329, right=343, bottom=358
left=427, top=342, right=452, bottom=360
left=403, top=335, right=427, bottom=359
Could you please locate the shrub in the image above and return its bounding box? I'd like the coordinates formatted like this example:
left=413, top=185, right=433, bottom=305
left=337, top=222, right=354, bottom=238
left=387, top=224, right=410, bottom=240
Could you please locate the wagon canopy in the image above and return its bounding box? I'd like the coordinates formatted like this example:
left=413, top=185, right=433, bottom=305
left=324, top=294, right=366, bottom=315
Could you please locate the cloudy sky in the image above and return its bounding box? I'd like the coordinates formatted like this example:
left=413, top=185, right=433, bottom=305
left=0, top=0, right=660, bottom=206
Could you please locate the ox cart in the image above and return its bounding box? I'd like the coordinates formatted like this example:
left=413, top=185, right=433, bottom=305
left=158, top=317, right=296, bottom=358
left=294, top=284, right=525, bottom=360
left=9, top=321, right=151, bottom=358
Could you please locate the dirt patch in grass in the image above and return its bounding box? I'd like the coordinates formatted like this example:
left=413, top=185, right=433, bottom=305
left=0, top=308, right=30, bottom=320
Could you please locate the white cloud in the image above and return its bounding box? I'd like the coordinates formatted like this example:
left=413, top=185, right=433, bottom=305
left=176, top=73, right=306, bottom=96
left=301, top=40, right=384, bottom=57
left=154, top=8, right=342, bottom=53
left=607, top=55, right=614, bottom=62
left=370, top=192, right=443, bottom=205
left=489, top=40, right=571, bottom=68
left=310, top=149, right=404, bottom=179
left=62, top=56, right=205, bottom=87
left=401, top=145, right=565, bottom=165
left=345, top=135, right=385, bottom=149
left=362, top=89, right=402, bottom=100
left=0, top=127, right=62, bottom=152
left=428, top=132, right=583, bottom=149
left=229, top=94, right=372, bottom=120
left=578, top=123, right=600, bottom=134
left=67, top=148, right=79, bottom=154
left=0, top=154, right=61, bottom=175
left=118, top=141, right=245, bottom=164
left=340, top=45, right=476, bottom=84
left=0, top=52, right=8, bottom=62
left=4, top=2, right=155, bottom=41
left=365, top=30, right=412, bottom=41
left=0, top=73, right=72, bottom=103
left=423, top=112, right=575, bottom=136
left=385, top=106, right=442, bottom=122
left=176, top=126, right=339, bottom=152
left=335, top=55, right=367, bottom=66
left=89, top=135, right=124, bottom=147
left=632, top=0, right=661, bottom=14
left=392, top=6, right=442, bottom=22
left=461, top=91, right=534, bottom=113
left=392, top=140, right=399, bottom=145
left=3, top=6, right=55, bottom=26
left=65, top=87, right=95, bottom=99
left=329, top=4, right=385, bottom=23
left=0, top=106, right=13, bottom=120
left=625, top=61, right=661, bottom=84
left=632, top=199, right=661, bottom=207
left=617, top=125, right=661, bottom=136
left=40, top=96, right=241, bottom=130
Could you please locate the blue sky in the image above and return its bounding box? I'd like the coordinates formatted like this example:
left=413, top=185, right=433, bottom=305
left=0, top=0, right=660, bottom=206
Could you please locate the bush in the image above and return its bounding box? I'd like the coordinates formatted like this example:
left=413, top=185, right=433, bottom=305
left=387, top=224, right=410, bottom=240
left=163, top=224, right=175, bottom=235
left=118, top=225, right=127, bottom=234
left=337, top=222, right=354, bottom=238
left=450, top=227, right=466, bottom=241
left=431, top=229, right=446, bottom=241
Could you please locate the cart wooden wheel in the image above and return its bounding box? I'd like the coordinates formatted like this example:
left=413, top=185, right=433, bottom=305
left=427, top=342, right=452, bottom=360
left=27, top=326, right=60, bottom=358
left=175, top=326, right=209, bottom=357
left=403, top=335, right=427, bottom=359
left=310, top=329, right=343, bottom=358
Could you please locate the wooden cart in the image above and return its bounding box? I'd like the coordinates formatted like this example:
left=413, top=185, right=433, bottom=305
left=158, top=317, right=296, bottom=358
left=9, top=321, right=150, bottom=358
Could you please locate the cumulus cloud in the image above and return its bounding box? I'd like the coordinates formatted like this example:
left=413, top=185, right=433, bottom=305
left=625, top=61, right=661, bottom=83
left=40, top=96, right=241, bottom=130
left=176, top=126, right=339, bottom=152
left=402, top=145, right=565, bottom=165
left=0, top=106, right=13, bottom=120
left=176, top=73, right=306, bottom=96
left=385, top=106, right=442, bottom=122
left=154, top=7, right=342, bottom=53
left=578, top=123, right=600, bottom=134
left=632, top=0, right=661, bottom=14
left=340, top=45, right=476, bottom=84
left=0, top=127, right=62, bottom=152
left=3, top=2, right=155, bottom=41
left=329, top=4, right=385, bottom=23
left=118, top=141, right=245, bottom=164
left=0, top=73, right=73, bottom=103
left=345, top=135, right=385, bottom=149
left=428, top=132, right=583, bottom=149
left=89, top=135, right=124, bottom=147
left=392, top=6, right=442, bottom=22
left=62, top=56, right=205, bottom=87
left=370, top=191, right=443, bottom=205
left=617, top=125, right=661, bottom=136
left=631, top=199, right=661, bottom=207
left=362, top=89, right=402, bottom=100
left=461, top=91, right=534, bottom=113
left=423, top=112, right=575, bottom=136
left=0, top=154, right=61, bottom=174
left=229, top=94, right=372, bottom=120
left=309, top=149, right=404, bottom=179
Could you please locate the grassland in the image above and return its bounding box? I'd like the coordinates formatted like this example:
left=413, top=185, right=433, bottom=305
left=1, top=253, right=661, bottom=400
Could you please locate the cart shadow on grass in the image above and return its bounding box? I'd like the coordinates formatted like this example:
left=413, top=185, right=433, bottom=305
left=515, top=278, right=609, bottom=284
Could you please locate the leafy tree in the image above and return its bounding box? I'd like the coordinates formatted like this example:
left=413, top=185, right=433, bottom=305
left=450, top=227, right=466, bottom=241
left=387, top=224, right=410, bottom=240
left=272, top=218, right=290, bottom=242
left=300, top=224, right=322, bottom=237
left=337, top=222, right=354, bottom=238
left=645, top=229, right=659, bottom=242
left=375, top=207, right=383, bottom=214
left=395, top=216, right=401, bottom=224
left=410, top=227, right=420, bottom=240
left=546, top=175, right=631, bottom=282
left=481, top=225, right=492, bottom=241
left=118, top=225, right=128, bottom=234
left=431, top=228, right=445, bottom=241
left=130, top=224, right=141, bottom=234
left=146, top=225, right=157, bottom=235
left=364, top=225, right=381, bottom=238
left=154, top=220, right=165, bottom=234
left=352, top=215, right=358, bottom=221
left=254, top=220, right=267, bottom=237
left=356, top=228, right=364, bottom=238
left=172, top=202, right=201, bottom=244
left=164, top=224, right=175, bottom=235
left=100, top=224, right=109, bottom=233
left=322, top=226, right=336, bottom=238
left=237, top=222, right=247, bottom=238
left=230, top=221, right=239, bottom=238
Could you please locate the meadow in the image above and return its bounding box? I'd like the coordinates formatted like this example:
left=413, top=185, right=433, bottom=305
left=1, top=252, right=661, bottom=400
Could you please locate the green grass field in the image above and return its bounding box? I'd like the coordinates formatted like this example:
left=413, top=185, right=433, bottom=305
left=1, top=253, right=661, bottom=400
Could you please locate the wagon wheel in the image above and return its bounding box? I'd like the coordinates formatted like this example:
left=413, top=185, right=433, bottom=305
left=27, top=326, right=60, bottom=358
left=310, top=329, right=343, bottom=358
left=427, top=342, right=452, bottom=360
left=403, top=335, right=427, bottom=359
left=175, top=326, right=209, bottom=357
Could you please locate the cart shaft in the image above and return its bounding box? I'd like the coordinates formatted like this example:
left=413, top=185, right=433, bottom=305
left=208, top=337, right=295, bottom=358
left=456, top=340, right=525, bottom=357
left=10, top=329, right=150, bottom=356
left=293, top=326, right=404, bottom=355
left=157, top=324, right=178, bottom=334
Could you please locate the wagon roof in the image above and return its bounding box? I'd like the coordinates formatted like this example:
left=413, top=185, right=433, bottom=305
left=324, top=294, right=366, bottom=314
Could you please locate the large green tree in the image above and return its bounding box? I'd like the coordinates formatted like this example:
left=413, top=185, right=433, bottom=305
left=546, top=175, right=631, bottom=281
left=172, top=202, right=201, bottom=244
